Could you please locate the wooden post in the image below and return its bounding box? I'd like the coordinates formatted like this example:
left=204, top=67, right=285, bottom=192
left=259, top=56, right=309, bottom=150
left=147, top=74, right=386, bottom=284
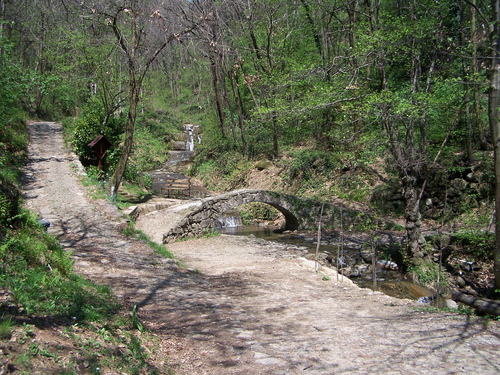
left=372, top=236, right=377, bottom=290
left=315, top=204, right=324, bottom=272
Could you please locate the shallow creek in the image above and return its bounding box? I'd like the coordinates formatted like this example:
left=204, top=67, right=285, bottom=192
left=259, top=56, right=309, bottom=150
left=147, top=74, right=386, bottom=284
left=221, top=225, right=434, bottom=301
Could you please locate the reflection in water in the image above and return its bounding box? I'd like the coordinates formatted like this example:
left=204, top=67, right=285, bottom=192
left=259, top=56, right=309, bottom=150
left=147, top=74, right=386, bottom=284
left=221, top=225, right=282, bottom=239
left=221, top=225, right=433, bottom=300
left=356, top=279, right=431, bottom=300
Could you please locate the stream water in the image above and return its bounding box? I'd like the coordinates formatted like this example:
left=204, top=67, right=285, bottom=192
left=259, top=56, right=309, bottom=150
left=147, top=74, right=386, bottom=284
left=220, top=224, right=434, bottom=301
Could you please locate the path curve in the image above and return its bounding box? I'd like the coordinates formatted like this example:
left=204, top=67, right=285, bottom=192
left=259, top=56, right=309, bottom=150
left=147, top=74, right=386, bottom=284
left=23, top=122, right=500, bottom=374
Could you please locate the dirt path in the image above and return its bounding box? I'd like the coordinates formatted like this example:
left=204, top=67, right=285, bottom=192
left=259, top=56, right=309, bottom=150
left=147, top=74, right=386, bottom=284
left=23, top=122, right=500, bottom=374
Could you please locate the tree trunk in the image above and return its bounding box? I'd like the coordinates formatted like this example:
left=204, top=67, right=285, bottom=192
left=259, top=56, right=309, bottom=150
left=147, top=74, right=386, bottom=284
left=471, top=0, right=489, bottom=150
left=109, top=1, right=139, bottom=200
left=271, top=114, right=279, bottom=158
left=452, top=291, right=500, bottom=316
left=299, top=0, right=322, bottom=57
left=489, top=0, right=500, bottom=289
left=460, top=2, right=474, bottom=163
left=402, top=175, right=425, bottom=260
left=109, top=76, right=139, bottom=199
left=208, top=46, right=226, bottom=137
left=230, top=69, right=247, bottom=154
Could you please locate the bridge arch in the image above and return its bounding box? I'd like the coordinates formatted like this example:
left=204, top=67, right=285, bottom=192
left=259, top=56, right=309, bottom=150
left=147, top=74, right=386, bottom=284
left=159, top=188, right=393, bottom=244
left=162, top=189, right=304, bottom=243
left=212, top=190, right=301, bottom=231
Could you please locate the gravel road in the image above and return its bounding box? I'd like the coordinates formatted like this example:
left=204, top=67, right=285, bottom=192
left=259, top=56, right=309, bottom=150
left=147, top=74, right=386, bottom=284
left=22, top=122, right=500, bottom=374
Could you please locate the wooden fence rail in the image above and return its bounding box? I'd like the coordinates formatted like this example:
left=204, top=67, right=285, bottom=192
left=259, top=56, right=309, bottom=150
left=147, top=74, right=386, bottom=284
left=151, top=175, right=191, bottom=199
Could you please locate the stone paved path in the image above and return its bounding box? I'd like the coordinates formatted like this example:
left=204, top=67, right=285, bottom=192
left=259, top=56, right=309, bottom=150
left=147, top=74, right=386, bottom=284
left=22, top=122, right=500, bottom=374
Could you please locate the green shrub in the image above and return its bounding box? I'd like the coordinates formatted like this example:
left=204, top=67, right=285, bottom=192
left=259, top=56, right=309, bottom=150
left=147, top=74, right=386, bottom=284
left=0, top=43, right=25, bottom=121
left=452, top=230, right=495, bottom=262
left=287, top=149, right=335, bottom=181
left=0, top=118, right=28, bottom=231
left=0, top=179, right=21, bottom=229
left=408, top=261, right=448, bottom=291
left=71, top=97, right=125, bottom=167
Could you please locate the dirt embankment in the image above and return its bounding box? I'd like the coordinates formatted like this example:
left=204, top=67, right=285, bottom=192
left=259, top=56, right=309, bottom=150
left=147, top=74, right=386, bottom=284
left=20, top=122, right=500, bottom=374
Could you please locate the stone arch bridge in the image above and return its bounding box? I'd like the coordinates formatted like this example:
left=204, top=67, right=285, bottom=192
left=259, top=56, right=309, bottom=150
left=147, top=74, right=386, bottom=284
left=133, top=189, right=394, bottom=244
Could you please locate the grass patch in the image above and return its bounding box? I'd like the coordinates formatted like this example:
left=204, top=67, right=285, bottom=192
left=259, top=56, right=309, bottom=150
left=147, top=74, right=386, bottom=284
left=238, top=202, right=281, bottom=225
left=0, top=211, right=119, bottom=322
left=0, top=316, right=14, bottom=339
left=2, top=310, right=169, bottom=374
left=321, top=273, right=331, bottom=281
left=190, top=149, right=252, bottom=192
left=115, top=183, right=153, bottom=207
left=201, top=229, right=220, bottom=238
left=120, top=222, right=175, bottom=259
